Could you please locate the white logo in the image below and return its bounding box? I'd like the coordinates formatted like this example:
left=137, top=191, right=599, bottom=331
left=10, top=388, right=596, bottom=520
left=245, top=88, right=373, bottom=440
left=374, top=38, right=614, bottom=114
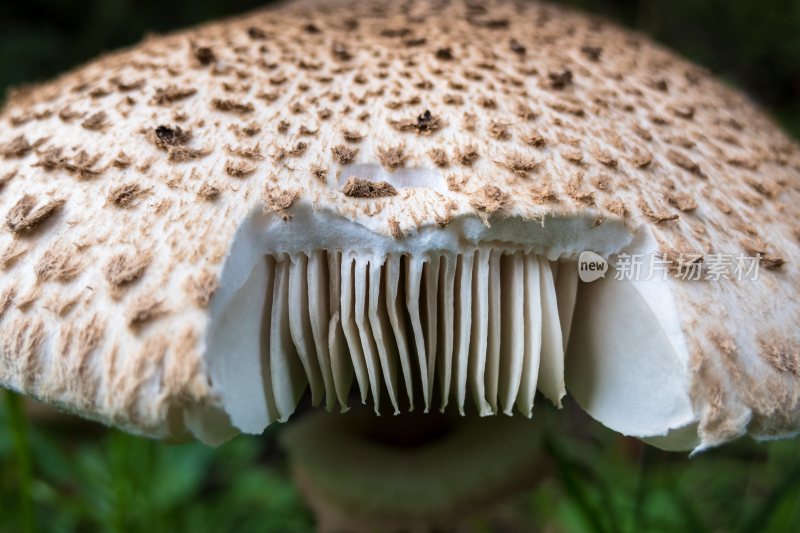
left=578, top=251, right=608, bottom=283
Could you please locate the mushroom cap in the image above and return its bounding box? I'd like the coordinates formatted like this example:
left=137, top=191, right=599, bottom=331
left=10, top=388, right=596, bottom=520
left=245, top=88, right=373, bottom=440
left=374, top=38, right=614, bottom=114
left=0, top=0, right=798, bottom=450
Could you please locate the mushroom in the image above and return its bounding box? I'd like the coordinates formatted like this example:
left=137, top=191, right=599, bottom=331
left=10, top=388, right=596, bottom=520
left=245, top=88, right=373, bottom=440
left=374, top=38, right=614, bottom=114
left=1, top=0, right=799, bottom=526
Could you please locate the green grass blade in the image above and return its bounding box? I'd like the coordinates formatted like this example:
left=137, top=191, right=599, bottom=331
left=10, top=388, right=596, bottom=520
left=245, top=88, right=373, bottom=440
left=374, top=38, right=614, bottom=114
left=736, top=460, right=800, bottom=533
left=5, top=392, right=36, bottom=533
left=545, top=436, right=610, bottom=533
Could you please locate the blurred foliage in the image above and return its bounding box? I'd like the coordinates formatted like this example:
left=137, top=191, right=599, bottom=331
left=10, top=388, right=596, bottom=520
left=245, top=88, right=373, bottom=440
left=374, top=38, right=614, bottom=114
left=4, top=392, right=800, bottom=532
left=1, top=393, right=314, bottom=533
left=1, top=1, right=800, bottom=532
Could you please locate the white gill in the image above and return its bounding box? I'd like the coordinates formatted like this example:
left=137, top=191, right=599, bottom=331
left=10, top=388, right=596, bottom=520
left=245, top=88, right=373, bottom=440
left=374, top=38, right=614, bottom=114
left=250, top=248, right=577, bottom=424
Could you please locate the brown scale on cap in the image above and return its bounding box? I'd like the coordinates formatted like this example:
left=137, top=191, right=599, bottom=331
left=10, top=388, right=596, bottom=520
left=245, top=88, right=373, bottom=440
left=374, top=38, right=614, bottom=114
left=639, top=199, right=680, bottom=224
left=0, top=241, right=28, bottom=270
left=286, top=142, right=309, bottom=158
left=529, top=184, right=559, bottom=204
left=385, top=213, right=407, bottom=238
left=6, top=195, right=64, bottom=234
left=1, top=135, right=33, bottom=158
left=48, top=295, right=85, bottom=316
left=741, top=238, right=786, bottom=270
left=0, top=0, right=796, bottom=446
left=151, top=85, right=197, bottom=105
left=389, top=110, right=443, bottom=134
left=186, top=270, right=219, bottom=307
left=150, top=125, right=191, bottom=150
left=263, top=187, right=299, bottom=221
left=331, top=144, right=358, bottom=164
left=225, top=143, right=263, bottom=160
left=224, top=160, right=257, bottom=178
left=428, top=147, right=449, bottom=167
left=230, top=121, right=261, bottom=137
left=342, top=177, right=397, bottom=198
left=109, top=183, right=148, bottom=208
left=15, top=286, right=42, bottom=311
left=758, top=339, right=800, bottom=378
left=81, top=111, right=109, bottom=131
left=35, top=247, right=83, bottom=282
left=191, top=44, right=216, bottom=65
left=0, top=169, right=17, bottom=190
left=629, top=147, right=653, bottom=168
left=55, top=151, right=105, bottom=179
left=376, top=145, right=406, bottom=169
left=565, top=174, right=595, bottom=205
left=668, top=149, right=705, bottom=177
left=497, top=152, right=540, bottom=177
left=341, top=128, right=364, bottom=143
left=522, top=131, right=546, bottom=148
left=591, top=146, right=617, bottom=168
left=127, top=295, right=167, bottom=328
left=454, top=144, right=480, bottom=166
left=1, top=318, right=45, bottom=388
left=276, top=120, right=291, bottom=134
left=470, top=184, right=510, bottom=214
left=168, top=146, right=211, bottom=163
left=461, top=112, right=478, bottom=131
left=487, top=121, right=511, bottom=140
left=212, top=98, right=254, bottom=114
left=667, top=192, right=698, bottom=212
left=105, top=252, right=152, bottom=291
left=112, top=152, right=132, bottom=169
left=0, top=288, right=14, bottom=319
left=560, top=146, right=584, bottom=164
left=445, top=173, right=468, bottom=193
left=443, top=93, right=464, bottom=106
left=309, top=164, right=327, bottom=183
left=197, top=182, right=221, bottom=201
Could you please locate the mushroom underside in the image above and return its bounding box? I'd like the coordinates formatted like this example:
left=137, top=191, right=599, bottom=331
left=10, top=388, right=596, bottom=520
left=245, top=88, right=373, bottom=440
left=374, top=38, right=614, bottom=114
left=191, top=207, right=697, bottom=450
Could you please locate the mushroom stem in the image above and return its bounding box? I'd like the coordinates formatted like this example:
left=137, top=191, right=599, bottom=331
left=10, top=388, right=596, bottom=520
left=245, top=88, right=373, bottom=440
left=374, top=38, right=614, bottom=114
left=280, top=408, right=548, bottom=532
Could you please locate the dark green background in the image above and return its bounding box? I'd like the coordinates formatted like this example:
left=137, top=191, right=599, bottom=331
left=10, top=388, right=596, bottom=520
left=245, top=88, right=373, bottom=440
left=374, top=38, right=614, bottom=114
left=1, top=1, right=800, bottom=532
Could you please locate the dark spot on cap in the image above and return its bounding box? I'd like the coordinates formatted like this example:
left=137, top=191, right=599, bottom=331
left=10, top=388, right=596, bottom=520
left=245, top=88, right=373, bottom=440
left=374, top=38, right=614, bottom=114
left=510, top=39, right=526, bottom=55
left=580, top=45, right=602, bottom=61
left=247, top=26, right=267, bottom=39
left=548, top=70, right=573, bottom=89
left=332, top=41, right=352, bottom=61
left=404, top=37, right=427, bottom=47
left=380, top=27, right=412, bottom=37
left=155, top=125, right=190, bottom=147
left=193, top=46, right=216, bottom=66
left=389, top=110, right=444, bottom=134
left=468, top=17, right=509, bottom=29
left=435, top=47, right=454, bottom=60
